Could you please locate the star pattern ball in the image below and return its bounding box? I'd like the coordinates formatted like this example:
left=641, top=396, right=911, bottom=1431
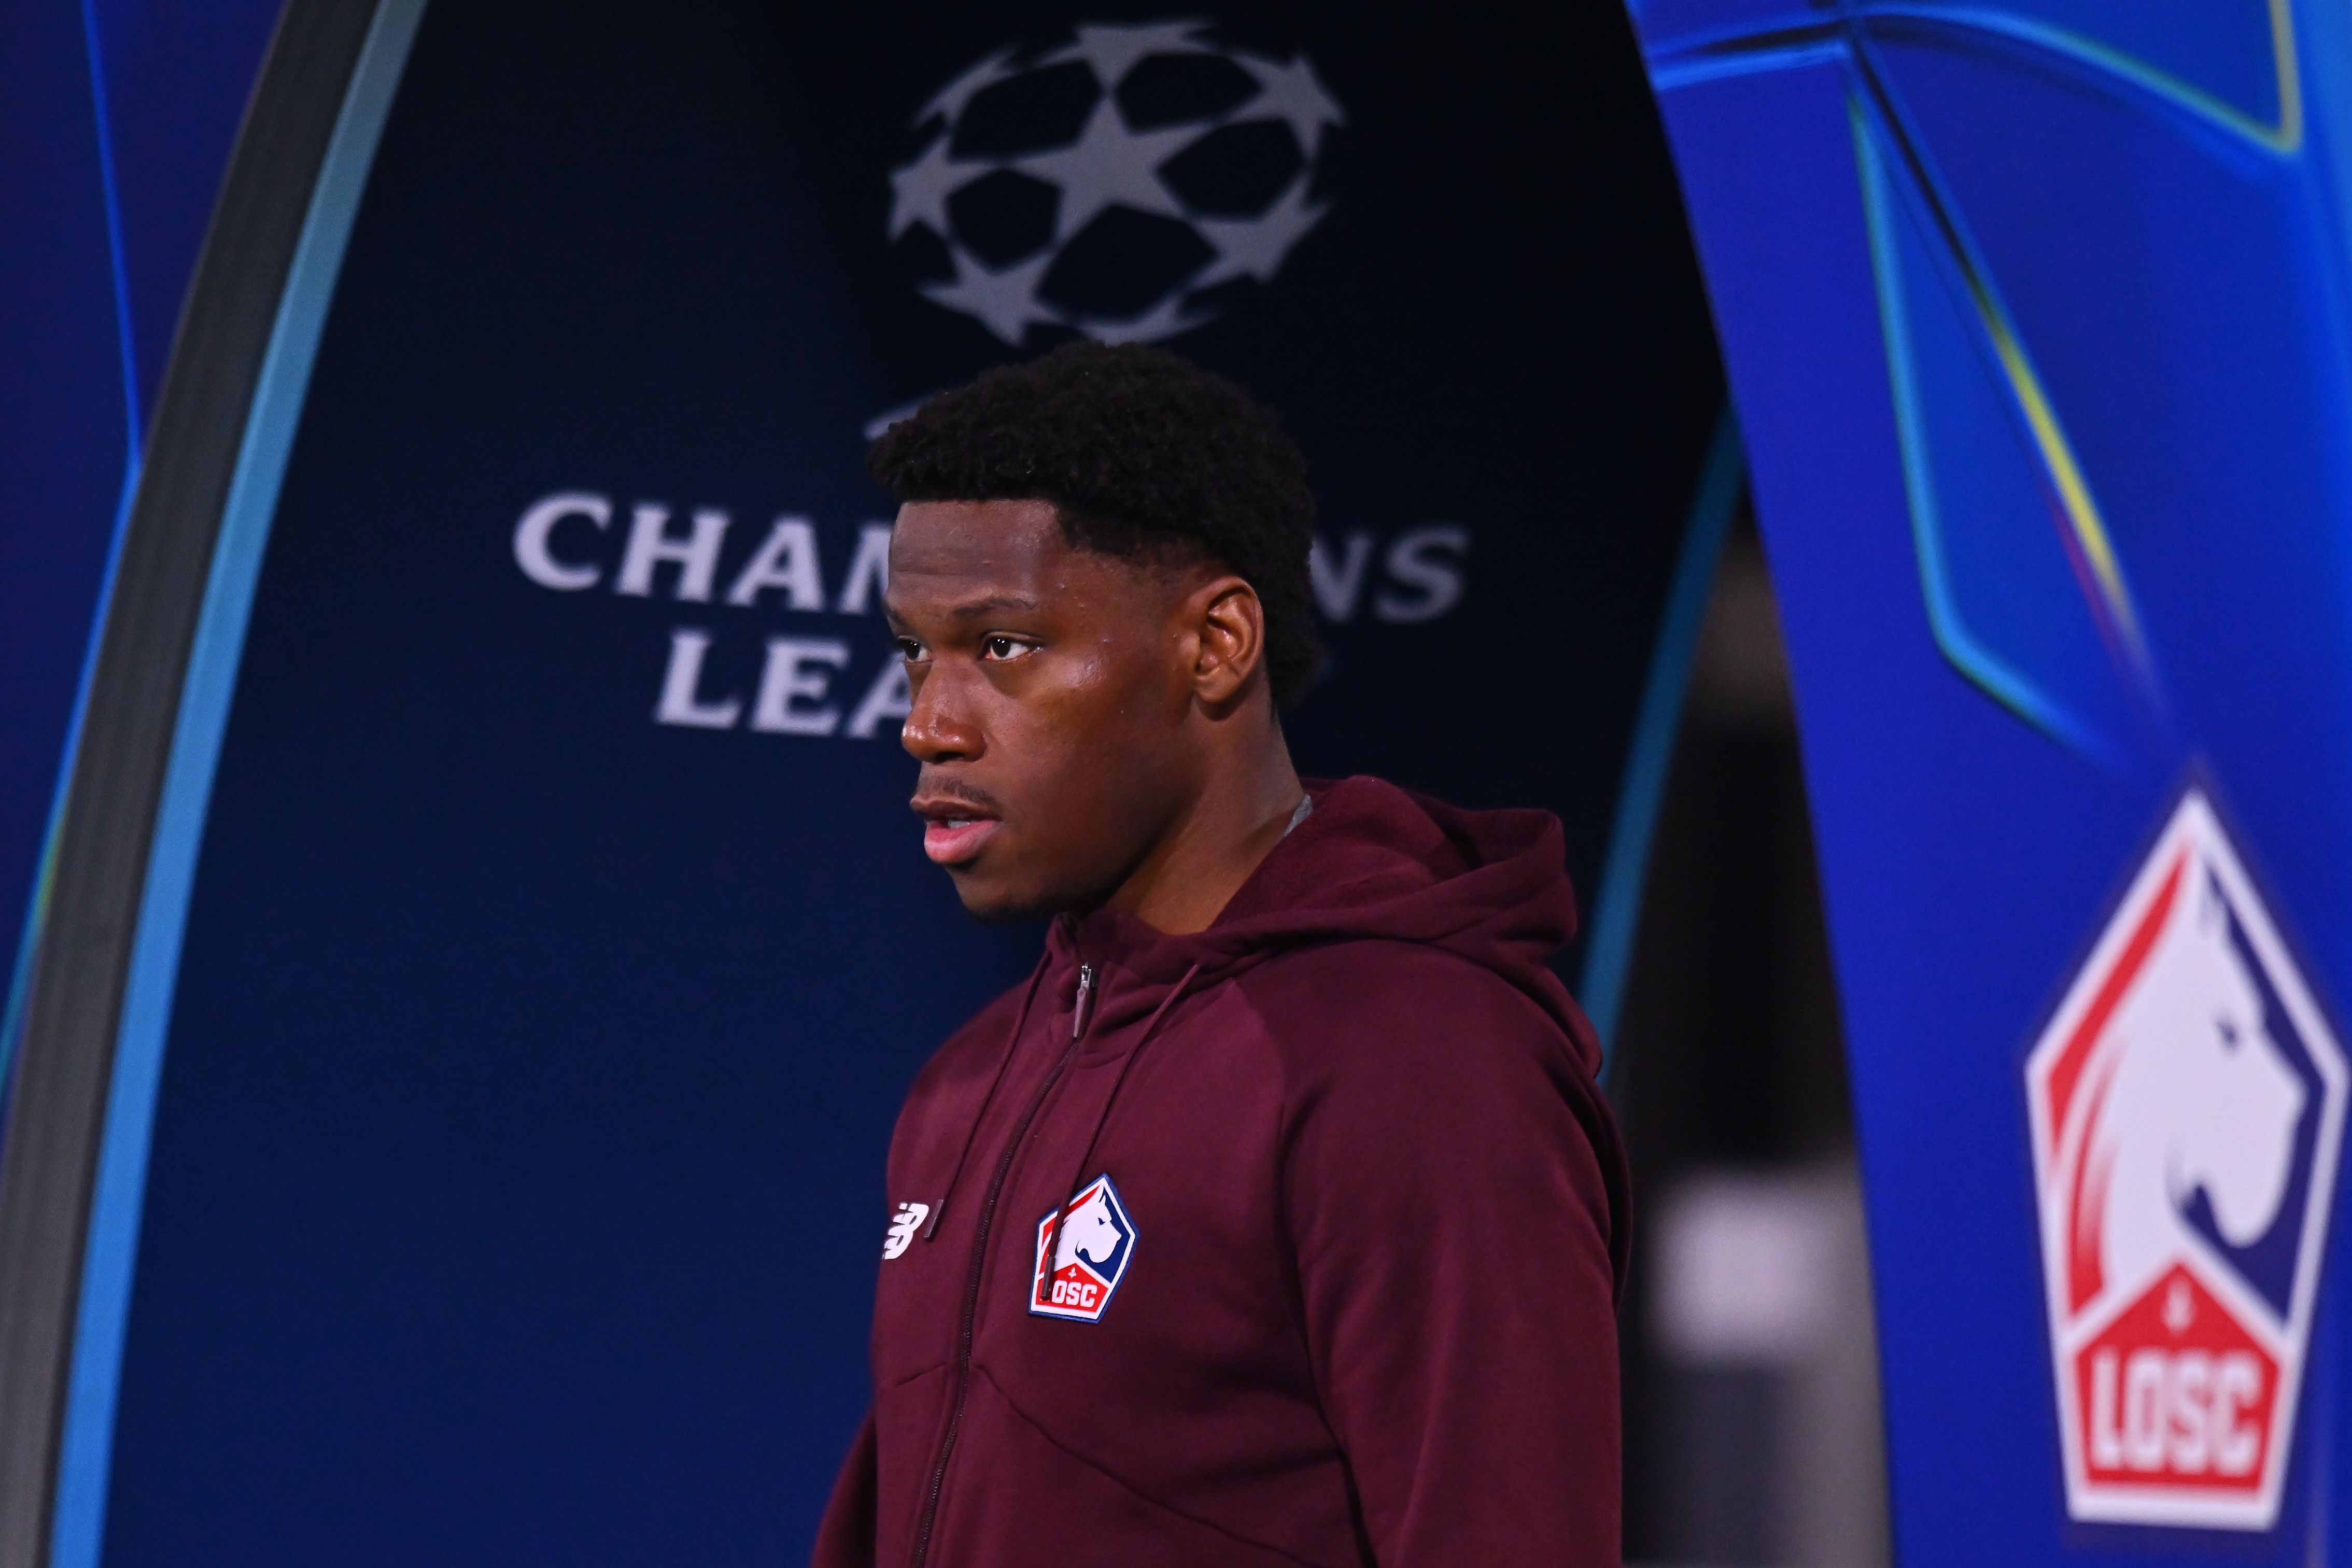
left=890, top=20, right=1344, bottom=345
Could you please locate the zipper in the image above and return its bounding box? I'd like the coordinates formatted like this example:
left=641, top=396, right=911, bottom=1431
left=909, top=962, right=1096, bottom=1567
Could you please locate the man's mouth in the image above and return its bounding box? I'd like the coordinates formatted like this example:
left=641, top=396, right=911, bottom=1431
left=913, top=799, right=1002, bottom=866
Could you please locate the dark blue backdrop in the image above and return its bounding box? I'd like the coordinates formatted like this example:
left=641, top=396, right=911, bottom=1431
left=68, top=2, right=1722, bottom=1561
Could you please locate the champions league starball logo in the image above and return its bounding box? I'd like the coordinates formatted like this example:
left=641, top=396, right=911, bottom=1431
left=2026, top=789, right=2347, bottom=1530
left=503, top=24, right=1469, bottom=736
left=890, top=20, right=1343, bottom=345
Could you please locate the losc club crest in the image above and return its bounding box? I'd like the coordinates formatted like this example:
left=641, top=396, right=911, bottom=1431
left=2026, top=789, right=2347, bottom=1529
left=1031, top=1175, right=1137, bottom=1323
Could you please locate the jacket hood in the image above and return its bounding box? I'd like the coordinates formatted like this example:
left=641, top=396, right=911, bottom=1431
left=1049, top=775, right=1598, bottom=1076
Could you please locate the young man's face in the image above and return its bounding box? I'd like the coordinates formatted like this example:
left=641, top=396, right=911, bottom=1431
left=884, top=498, right=1204, bottom=922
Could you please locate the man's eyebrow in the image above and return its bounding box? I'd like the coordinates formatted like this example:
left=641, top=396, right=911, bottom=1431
left=880, top=592, right=1046, bottom=627
left=941, top=594, right=1044, bottom=619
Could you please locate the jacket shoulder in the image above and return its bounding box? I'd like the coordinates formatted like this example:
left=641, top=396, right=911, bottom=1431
left=1240, top=939, right=1571, bottom=1073
left=1245, top=937, right=1630, bottom=1295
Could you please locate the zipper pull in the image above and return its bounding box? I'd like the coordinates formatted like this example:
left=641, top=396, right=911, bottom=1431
left=1073, top=964, right=1096, bottom=1040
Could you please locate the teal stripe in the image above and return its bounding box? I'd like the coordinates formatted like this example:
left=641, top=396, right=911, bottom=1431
left=49, top=5, right=428, bottom=1564
left=1647, top=35, right=1847, bottom=93
left=1849, top=97, right=2117, bottom=766
left=1581, top=406, right=1744, bottom=1075
left=1853, top=2, right=2294, bottom=154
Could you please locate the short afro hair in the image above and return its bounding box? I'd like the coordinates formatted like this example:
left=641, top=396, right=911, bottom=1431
left=867, top=341, right=1322, bottom=711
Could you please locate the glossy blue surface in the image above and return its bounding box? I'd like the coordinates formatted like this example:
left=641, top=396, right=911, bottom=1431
left=1629, top=0, right=2352, bottom=1559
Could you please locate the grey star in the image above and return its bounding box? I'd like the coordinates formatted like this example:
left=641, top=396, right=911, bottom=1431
left=914, top=45, right=1018, bottom=130
left=862, top=394, right=931, bottom=442
left=1192, top=177, right=1329, bottom=287
left=1017, top=96, right=1198, bottom=241
left=890, top=130, right=976, bottom=239
left=1234, top=52, right=1346, bottom=154
left=1039, top=19, right=1215, bottom=90
left=1078, top=288, right=1214, bottom=344
left=920, top=247, right=1062, bottom=345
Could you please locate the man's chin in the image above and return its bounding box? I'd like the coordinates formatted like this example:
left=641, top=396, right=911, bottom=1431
left=946, top=866, right=1061, bottom=925
left=954, top=888, right=1061, bottom=925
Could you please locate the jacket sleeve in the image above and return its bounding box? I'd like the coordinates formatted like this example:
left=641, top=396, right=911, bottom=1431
left=808, top=1408, right=878, bottom=1568
left=1279, top=966, right=1622, bottom=1565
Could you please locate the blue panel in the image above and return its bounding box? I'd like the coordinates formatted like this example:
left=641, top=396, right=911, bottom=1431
left=52, top=9, right=430, bottom=1566
left=1630, top=0, right=2352, bottom=1560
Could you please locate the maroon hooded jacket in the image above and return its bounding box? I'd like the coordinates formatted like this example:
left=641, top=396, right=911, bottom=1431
left=813, top=775, right=1630, bottom=1566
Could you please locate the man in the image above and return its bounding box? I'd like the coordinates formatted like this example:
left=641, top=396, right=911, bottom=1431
left=814, top=342, right=1628, bottom=1566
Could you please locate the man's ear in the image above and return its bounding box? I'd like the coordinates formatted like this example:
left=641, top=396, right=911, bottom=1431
left=1188, top=574, right=1266, bottom=710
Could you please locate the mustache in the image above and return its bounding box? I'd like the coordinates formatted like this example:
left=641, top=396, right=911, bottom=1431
left=911, top=774, right=1005, bottom=816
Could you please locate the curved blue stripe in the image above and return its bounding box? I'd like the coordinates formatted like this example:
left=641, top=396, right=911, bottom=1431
left=1581, top=406, right=1744, bottom=1071
left=48, top=5, right=430, bottom=1564
left=1645, top=2, right=2297, bottom=158
left=1852, top=2, right=2295, bottom=154
left=1649, top=36, right=1849, bottom=92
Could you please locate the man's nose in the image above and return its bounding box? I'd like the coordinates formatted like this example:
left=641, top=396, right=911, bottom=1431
left=901, top=665, right=982, bottom=764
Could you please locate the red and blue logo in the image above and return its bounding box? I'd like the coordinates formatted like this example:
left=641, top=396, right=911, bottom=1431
left=1030, top=1174, right=1136, bottom=1323
left=2026, top=789, right=2346, bottom=1529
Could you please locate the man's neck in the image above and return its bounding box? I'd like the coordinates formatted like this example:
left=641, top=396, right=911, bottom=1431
left=1108, top=732, right=1304, bottom=936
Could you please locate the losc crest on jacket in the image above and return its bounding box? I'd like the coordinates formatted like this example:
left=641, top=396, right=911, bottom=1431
left=2025, top=788, right=2347, bottom=1530
left=1030, top=1175, right=1137, bottom=1323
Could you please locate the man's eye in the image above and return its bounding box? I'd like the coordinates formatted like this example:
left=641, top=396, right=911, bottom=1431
left=896, top=638, right=927, bottom=662
left=982, top=636, right=1034, bottom=661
